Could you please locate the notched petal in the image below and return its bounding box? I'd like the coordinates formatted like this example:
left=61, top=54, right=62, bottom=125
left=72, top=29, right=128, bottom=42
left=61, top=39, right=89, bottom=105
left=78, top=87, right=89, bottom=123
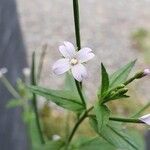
left=76, top=47, right=95, bottom=63
left=59, top=45, right=70, bottom=58
left=58, top=41, right=76, bottom=58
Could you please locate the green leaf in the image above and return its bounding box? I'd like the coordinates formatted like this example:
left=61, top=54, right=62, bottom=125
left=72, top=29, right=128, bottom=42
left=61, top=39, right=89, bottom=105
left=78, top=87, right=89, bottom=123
left=94, top=103, right=110, bottom=131
left=127, top=129, right=145, bottom=150
left=109, top=60, right=136, bottom=89
left=100, top=124, right=139, bottom=150
left=89, top=116, right=141, bottom=150
left=28, top=85, right=85, bottom=113
left=100, top=63, right=109, bottom=98
left=42, top=140, right=65, bottom=150
left=6, top=99, right=23, bottom=108
left=72, top=136, right=115, bottom=150
left=89, top=115, right=99, bottom=133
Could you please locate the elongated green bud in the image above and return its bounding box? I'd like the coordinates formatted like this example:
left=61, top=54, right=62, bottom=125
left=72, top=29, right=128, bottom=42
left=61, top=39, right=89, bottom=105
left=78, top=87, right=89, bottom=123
left=111, top=88, right=128, bottom=97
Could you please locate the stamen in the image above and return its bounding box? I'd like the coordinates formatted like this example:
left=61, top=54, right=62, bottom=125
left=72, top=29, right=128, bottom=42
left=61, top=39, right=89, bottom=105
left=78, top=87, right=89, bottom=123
left=70, top=58, right=78, bottom=65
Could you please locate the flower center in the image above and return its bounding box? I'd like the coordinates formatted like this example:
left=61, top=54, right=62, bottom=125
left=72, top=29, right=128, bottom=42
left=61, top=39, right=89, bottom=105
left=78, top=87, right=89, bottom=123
left=70, top=58, right=78, bottom=65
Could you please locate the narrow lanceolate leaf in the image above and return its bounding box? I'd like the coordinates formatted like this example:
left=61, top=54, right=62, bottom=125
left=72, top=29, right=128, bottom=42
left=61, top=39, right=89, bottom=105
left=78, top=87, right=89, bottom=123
left=100, top=63, right=109, bottom=98
left=73, top=137, right=115, bottom=150
left=28, top=85, right=85, bottom=112
left=100, top=125, right=140, bottom=150
left=94, top=103, right=110, bottom=131
left=109, top=60, right=136, bottom=89
left=89, top=117, right=141, bottom=150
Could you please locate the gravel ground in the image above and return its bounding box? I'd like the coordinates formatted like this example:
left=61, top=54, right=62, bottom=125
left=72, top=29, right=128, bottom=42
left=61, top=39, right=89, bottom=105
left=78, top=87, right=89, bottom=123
left=16, top=0, right=150, bottom=101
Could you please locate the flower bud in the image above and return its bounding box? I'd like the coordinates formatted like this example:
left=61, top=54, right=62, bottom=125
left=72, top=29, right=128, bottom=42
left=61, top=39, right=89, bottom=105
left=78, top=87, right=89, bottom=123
left=113, top=88, right=128, bottom=96
left=135, top=69, right=150, bottom=79
left=114, top=84, right=125, bottom=90
left=110, top=88, right=128, bottom=98
left=134, top=71, right=145, bottom=79
left=116, top=88, right=128, bottom=95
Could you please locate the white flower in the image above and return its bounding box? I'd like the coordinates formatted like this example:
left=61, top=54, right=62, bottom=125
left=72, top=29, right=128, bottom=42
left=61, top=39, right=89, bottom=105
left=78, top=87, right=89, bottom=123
left=139, top=114, right=150, bottom=125
left=52, top=41, right=95, bottom=82
left=143, top=69, right=150, bottom=76
left=52, top=134, right=61, bottom=141
left=0, top=67, right=8, bottom=78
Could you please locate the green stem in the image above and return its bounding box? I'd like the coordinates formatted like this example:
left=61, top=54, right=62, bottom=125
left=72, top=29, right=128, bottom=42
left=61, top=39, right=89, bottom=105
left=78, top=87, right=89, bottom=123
left=75, top=80, right=86, bottom=107
left=88, top=114, right=144, bottom=124
left=131, top=102, right=150, bottom=118
left=0, top=76, right=20, bottom=98
left=73, top=0, right=81, bottom=50
left=109, top=117, right=144, bottom=124
left=65, top=112, right=71, bottom=140
left=73, top=0, right=84, bottom=100
left=31, top=52, right=45, bottom=144
left=67, top=106, right=93, bottom=146
left=123, top=71, right=144, bottom=86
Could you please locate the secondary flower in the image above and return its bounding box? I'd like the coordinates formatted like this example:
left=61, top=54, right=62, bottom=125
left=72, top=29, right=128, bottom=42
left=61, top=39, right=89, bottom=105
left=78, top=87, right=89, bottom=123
left=0, top=67, right=8, bottom=78
left=143, top=69, right=150, bottom=76
left=139, top=114, right=150, bottom=125
left=52, top=41, right=95, bottom=81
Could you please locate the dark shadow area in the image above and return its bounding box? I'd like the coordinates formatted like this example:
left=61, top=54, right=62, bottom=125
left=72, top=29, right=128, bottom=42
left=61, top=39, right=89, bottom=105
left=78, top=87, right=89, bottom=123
left=0, top=0, right=28, bottom=149
left=145, top=131, right=150, bottom=150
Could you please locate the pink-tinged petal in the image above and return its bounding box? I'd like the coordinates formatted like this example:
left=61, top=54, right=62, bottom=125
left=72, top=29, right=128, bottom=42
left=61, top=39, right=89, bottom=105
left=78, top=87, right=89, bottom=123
left=59, top=45, right=70, bottom=58
left=52, top=59, right=70, bottom=75
left=139, top=114, right=150, bottom=125
left=59, top=41, right=75, bottom=58
left=71, top=64, right=88, bottom=82
left=143, top=69, right=150, bottom=76
left=76, top=47, right=95, bottom=63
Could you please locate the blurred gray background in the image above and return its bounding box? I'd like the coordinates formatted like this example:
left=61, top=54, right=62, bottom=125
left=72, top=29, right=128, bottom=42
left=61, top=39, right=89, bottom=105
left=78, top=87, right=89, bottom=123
left=17, top=0, right=150, bottom=101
